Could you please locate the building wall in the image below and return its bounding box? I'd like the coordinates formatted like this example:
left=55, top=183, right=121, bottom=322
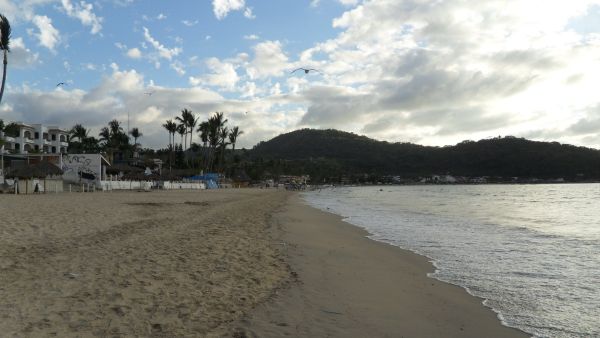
left=0, top=123, right=68, bottom=155
left=62, top=154, right=104, bottom=186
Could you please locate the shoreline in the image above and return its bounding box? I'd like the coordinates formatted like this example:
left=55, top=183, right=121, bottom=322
left=233, top=192, right=530, bottom=337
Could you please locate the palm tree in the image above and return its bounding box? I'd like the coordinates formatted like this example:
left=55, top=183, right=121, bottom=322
left=129, top=127, right=142, bottom=149
left=186, top=110, right=199, bottom=148
left=203, top=112, right=229, bottom=171
left=197, top=121, right=210, bottom=170
left=69, top=124, right=89, bottom=142
left=176, top=123, right=186, bottom=148
left=99, top=127, right=110, bottom=144
left=162, top=119, right=176, bottom=148
left=108, top=119, right=123, bottom=136
left=162, top=119, right=177, bottom=170
left=218, top=126, right=229, bottom=171
left=99, top=120, right=129, bottom=163
left=175, top=109, right=192, bottom=149
left=0, top=14, right=11, bottom=105
left=228, top=126, right=243, bottom=154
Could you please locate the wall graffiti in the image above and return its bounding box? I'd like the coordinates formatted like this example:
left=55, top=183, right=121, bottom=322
left=62, top=154, right=102, bottom=184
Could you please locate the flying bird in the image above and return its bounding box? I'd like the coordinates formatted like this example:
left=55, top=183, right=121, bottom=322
left=56, top=82, right=66, bottom=87
left=291, top=68, right=322, bottom=75
left=144, top=91, right=155, bottom=96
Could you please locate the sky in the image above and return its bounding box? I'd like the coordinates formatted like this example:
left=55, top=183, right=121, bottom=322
left=0, top=0, right=599, bottom=150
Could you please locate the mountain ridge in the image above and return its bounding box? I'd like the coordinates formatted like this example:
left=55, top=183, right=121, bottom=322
left=245, top=129, right=600, bottom=181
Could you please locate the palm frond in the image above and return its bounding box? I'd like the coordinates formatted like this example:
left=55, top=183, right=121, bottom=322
left=0, top=14, right=11, bottom=51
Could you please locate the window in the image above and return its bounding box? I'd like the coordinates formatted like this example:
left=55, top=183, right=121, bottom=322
left=60, top=135, right=66, bottom=142
left=35, top=132, right=40, bottom=139
left=51, top=134, right=57, bottom=141
left=52, top=146, right=57, bottom=153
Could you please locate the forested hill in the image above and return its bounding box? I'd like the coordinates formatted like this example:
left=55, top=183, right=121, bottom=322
left=247, top=129, right=600, bottom=180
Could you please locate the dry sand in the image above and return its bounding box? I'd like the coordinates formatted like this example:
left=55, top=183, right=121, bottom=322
left=233, top=193, right=530, bottom=338
left=1, top=189, right=530, bottom=337
left=0, top=189, right=292, bottom=337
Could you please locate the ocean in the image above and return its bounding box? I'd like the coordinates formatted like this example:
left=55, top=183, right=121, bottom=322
left=302, top=184, right=600, bottom=338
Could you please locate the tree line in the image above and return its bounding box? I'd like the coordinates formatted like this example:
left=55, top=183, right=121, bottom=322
left=243, top=129, right=600, bottom=182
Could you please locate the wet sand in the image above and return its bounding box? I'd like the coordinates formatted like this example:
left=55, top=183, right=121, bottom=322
left=232, top=193, right=530, bottom=338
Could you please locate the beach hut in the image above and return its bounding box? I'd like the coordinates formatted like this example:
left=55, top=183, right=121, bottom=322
left=6, top=162, right=64, bottom=194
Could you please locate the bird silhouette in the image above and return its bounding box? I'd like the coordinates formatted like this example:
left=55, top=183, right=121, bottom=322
left=291, top=68, right=322, bottom=75
left=56, top=82, right=66, bottom=87
left=144, top=91, right=154, bottom=96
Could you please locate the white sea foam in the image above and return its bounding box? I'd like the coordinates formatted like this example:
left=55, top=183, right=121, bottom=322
left=303, top=184, right=600, bottom=338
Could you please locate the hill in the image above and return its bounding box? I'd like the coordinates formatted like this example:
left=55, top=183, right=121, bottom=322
left=245, top=129, right=600, bottom=182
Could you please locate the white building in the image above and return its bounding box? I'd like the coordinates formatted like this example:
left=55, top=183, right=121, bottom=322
left=1, top=122, right=69, bottom=155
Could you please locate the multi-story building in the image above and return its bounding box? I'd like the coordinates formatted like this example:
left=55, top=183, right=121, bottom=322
left=0, top=122, right=69, bottom=154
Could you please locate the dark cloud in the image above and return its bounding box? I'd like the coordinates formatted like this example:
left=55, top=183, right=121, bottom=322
left=568, top=105, right=600, bottom=134
left=377, top=68, right=535, bottom=111
left=298, top=86, right=374, bottom=127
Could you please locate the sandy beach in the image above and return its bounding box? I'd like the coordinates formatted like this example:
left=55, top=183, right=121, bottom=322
left=0, top=189, right=291, bottom=337
left=1, top=189, right=528, bottom=337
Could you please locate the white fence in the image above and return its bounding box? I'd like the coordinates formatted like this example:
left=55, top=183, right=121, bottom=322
left=99, top=180, right=205, bottom=191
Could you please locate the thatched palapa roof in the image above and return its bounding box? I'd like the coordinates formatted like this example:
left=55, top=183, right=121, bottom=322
left=7, top=162, right=64, bottom=179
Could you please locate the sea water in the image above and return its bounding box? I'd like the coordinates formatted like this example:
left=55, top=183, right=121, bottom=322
left=303, top=184, right=600, bottom=338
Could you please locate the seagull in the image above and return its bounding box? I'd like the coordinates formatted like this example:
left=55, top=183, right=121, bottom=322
left=291, top=68, right=322, bottom=75
left=144, top=91, right=154, bottom=96
left=56, top=82, right=67, bottom=87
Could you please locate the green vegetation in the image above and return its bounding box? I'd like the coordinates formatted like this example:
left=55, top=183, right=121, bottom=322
left=243, top=129, right=600, bottom=183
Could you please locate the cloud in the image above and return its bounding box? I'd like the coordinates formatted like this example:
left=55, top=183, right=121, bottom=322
left=2, top=66, right=236, bottom=149
left=61, top=0, right=103, bottom=34
left=10, top=37, right=40, bottom=68
left=212, top=0, right=245, bottom=20
left=142, top=27, right=182, bottom=60
left=126, top=47, right=142, bottom=59
left=244, top=7, right=256, bottom=19
left=156, top=13, right=166, bottom=20
left=182, top=19, right=199, bottom=27
left=247, top=40, right=289, bottom=79
left=170, top=61, right=186, bottom=76
left=568, top=104, right=600, bottom=134
left=31, top=15, right=60, bottom=51
left=189, top=57, right=239, bottom=90
left=285, top=0, right=600, bottom=147
left=337, top=0, right=358, bottom=6
left=244, top=34, right=259, bottom=40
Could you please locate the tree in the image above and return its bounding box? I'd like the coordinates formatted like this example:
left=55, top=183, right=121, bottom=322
left=197, top=121, right=210, bottom=169
left=185, top=109, right=199, bottom=149
left=206, top=112, right=227, bottom=171
left=129, top=127, right=142, bottom=149
left=219, top=126, right=229, bottom=171
left=175, top=109, right=193, bottom=149
left=228, top=126, right=243, bottom=154
left=0, top=14, right=10, bottom=105
left=69, top=124, right=89, bottom=142
left=162, top=119, right=177, bottom=148
left=99, top=119, right=130, bottom=162
left=163, top=119, right=177, bottom=169
left=176, top=123, right=186, bottom=148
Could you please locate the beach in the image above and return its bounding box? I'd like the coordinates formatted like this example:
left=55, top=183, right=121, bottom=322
left=0, top=189, right=528, bottom=337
